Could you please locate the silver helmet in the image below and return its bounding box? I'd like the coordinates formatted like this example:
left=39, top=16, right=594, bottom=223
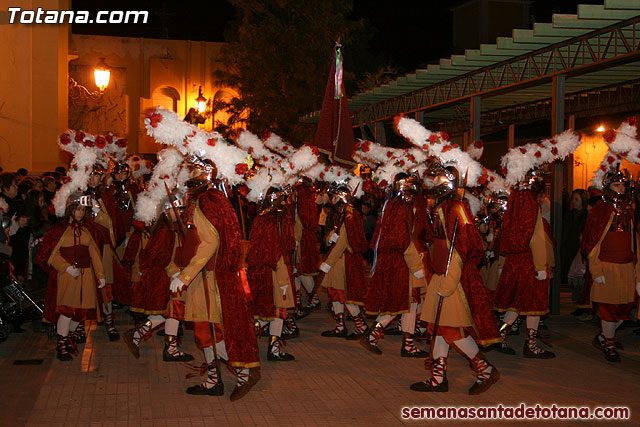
left=392, top=173, right=420, bottom=203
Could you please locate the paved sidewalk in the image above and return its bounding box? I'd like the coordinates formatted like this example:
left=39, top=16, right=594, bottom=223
left=1, top=293, right=639, bottom=427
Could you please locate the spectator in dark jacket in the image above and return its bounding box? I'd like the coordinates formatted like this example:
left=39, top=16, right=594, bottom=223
left=561, top=189, right=588, bottom=283
left=0, top=172, right=20, bottom=216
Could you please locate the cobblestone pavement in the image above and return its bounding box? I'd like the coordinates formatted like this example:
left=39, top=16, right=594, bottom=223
left=1, top=293, right=639, bottom=427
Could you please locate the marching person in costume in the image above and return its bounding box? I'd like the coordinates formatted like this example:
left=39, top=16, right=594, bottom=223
left=236, top=130, right=321, bottom=345
left=493, top=130, right=581, bottom=357
left=477, top=196, right=507, bottom=295
left=360, top=172, right=430, bottom=357
left=39, top=192, right=105, bottom=361
left=583, top=117, right=640, bottom=362
left=262, top=135, right=322, bottom=315
left=102, top=159, right=139, bottom=306
left=145, top=108, right=261, bottom=401
left=390, top=117, right=502, bottom=394
left=124, top=188, right=193, bottom=363
left=44, top=131, right=125, bottom=342
left=583, top=167, right=637, bottom=362
left=317, top=180, right=369, bottom=340
left=84, top=163, right=122, bottom=341
left=292, top=177, right=321, bottom=316
left=247, top=185, right=297, bottom=361
left=410, top=160, right=500, bottom=394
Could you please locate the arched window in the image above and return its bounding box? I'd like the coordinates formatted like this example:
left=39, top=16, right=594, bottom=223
left=151, top=86, right=180, bottom=112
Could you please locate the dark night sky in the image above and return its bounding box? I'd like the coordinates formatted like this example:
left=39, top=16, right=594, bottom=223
left=72, top=0, right=604, bottom=75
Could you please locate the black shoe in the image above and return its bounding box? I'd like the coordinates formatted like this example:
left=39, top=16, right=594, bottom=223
left=267, top=351, right=295, bottom=361
left=494, top=344, right=516, bottom=355
left=321, top=327, right=348, bottom=338
left=359, top=336, right=382, bottom=355
left=56, top=351, right=73, bottom=362
left=410, top=378, right=448, bottom=392
left=592, top=334, right=621, bottom=363
left=186, top=382, right=224, bottom=396
left=523, top=345, right=555, bottom=359
left=401, top=347, right=429, bottom=358
left=345, top=330, right=367, bottom=341
left=163, top=350, right=195, bottom=362
left=107, top=329, right=120, bottom=342
left=469, top=368, right=500, bottom=395
left=282, top=328, right=300, bottom=339
left=267, top=338, right=295, bottom=361
left=294, top=309, right=310, bottom=320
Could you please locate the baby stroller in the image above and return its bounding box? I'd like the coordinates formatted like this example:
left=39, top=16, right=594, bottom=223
left=0, top=254, right=44, bottom=342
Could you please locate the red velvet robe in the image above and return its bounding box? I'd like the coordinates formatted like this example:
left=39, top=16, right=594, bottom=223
left=343, top=206, right=369, bottom=304
left=103, top=183, right=140, bottom=247
left=95, top=189, right=132, bottom=305
left=197, top=188, right=260, bottom=367
left=433, top=199, right=499, bottom=345
left=131, top=220, right=174, bottom=314
left=494, top=189, right=549, bottom=314
left=297, top=183, right=320, bottom=275
left=365, top=197, right=424, bottom=315
left=247, top=209, right=296, bottom=319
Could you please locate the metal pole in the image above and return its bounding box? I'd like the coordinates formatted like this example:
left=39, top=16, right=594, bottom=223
left=470, top=96, right=481, bottom=146
left=550, top=75, right=565, bottom=316
left=375, top=121, right=386, bottom=144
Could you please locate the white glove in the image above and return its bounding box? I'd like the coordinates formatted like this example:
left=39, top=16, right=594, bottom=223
left=9, top=214, right=19, bottom=236
left=137, top=270, right=143, bottom=276
left=498, top=269, right=502, bottom=276
left=413, top=269, right=425, bottom=279
left=328, top=232, right=339, bottom=244
left=486, top=232, right=493, bottom=243
left=535, top=270, right=547, bottom=281
left=636, top=282, right=640, bottom=296
left=170, top=276, right=186, bottom=293
left=319, top=262, right=331, bottom=273
left=98, top=278, right=106, bottom=289
left=594, top=276, right=606, bottom=284
left=171, top=272, right=180, bottom=279
left=65, top=265, right=80, bottom=278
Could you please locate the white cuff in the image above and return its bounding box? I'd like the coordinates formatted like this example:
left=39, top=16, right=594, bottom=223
left=319, top=262, right=331, bottom=273
left=413, top=269, right=425, bottom=279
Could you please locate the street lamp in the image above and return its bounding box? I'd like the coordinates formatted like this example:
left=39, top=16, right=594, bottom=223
left=93, top=57, right=111, bottom=92
left=69, top=58, right=112, bottom=104
left=196, top=86, right=207, bottom=114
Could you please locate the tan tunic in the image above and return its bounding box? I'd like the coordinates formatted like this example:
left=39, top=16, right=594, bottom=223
left=174, top=204, right=222, bottom=323
left=321, top=224, right=349, bottom=291
left=405, top=240, right=426, bottom=289
left=422, top=249, right=472, bottom=327
left=531, top=211, right=548, bottom=273
left=131, top=233, right=149, bottom=284
left=49, top=226, right=104, bottom=309
left=481, top=256, right=504, bottom=291
left=94, top=203, right=117, bottom=284
left=272, top=256, right=295, bottom=309
left=421, top=207, right=472, bottom=327
left=588, top=214, right=637, bottom=305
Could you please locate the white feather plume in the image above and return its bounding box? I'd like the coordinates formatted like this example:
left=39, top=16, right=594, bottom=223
left=144, top=108, right=249, bottom=186
left=52, top=146, right=98, bottom=217
left=134, top=148, right=186, bottom=225
left=464, top=192, right=483, bottom=217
